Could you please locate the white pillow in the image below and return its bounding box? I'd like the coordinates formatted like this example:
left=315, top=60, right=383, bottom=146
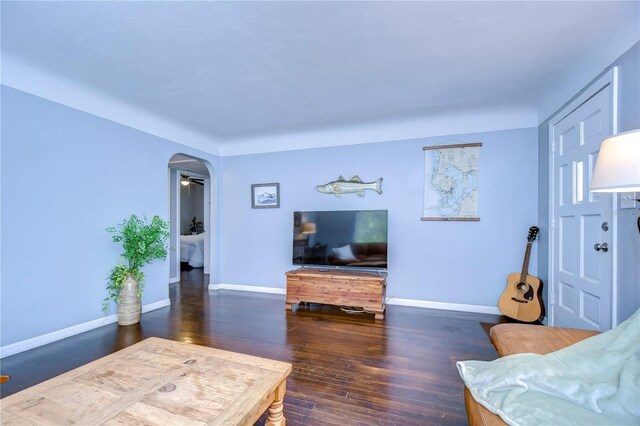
left=332, top=244, right=356, bottom=260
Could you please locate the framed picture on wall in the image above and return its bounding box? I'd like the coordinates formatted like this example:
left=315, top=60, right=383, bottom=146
left=251, top=183, right=280, bottom=209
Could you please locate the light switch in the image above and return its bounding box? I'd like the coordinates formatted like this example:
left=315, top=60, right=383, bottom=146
left=620, top=192, right=639, bottom=209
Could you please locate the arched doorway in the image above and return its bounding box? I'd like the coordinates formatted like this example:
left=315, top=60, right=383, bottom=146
left=168, top=154, right=216, bottom=284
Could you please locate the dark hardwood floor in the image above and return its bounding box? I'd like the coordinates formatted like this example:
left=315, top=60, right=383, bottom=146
left=1, top=269, right=500, bottom=425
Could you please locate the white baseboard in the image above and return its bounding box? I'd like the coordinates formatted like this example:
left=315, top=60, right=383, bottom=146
left=0, top=299, right=171, bottom=359
left=141, top=299, right=171, bottom=313
left=208, top=284, right=500, bottom=315
left=208, top=283, right=286, bottom=295
left=169, top=276, right=180, bottom=284
left=386, top=297, right=502, bottom=315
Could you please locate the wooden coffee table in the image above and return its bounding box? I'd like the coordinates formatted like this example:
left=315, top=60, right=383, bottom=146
left=1, top=337, right=292, bottom=425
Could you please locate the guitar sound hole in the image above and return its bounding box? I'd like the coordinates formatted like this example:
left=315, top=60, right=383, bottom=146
left=516, top=282, right=529, bottom=292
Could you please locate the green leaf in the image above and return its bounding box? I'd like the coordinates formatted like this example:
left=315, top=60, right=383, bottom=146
left=103, top=214, right=169, bottom=313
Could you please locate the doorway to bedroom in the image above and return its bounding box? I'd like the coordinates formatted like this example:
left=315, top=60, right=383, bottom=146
left=168, top=154, right=212, bottom=283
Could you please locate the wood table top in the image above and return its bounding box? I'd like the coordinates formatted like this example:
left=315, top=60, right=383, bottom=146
left=286, top=267, right=387, bottom=279
left=1, top=337, right=292, bottom=425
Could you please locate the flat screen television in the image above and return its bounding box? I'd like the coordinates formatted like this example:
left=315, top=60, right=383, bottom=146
left=292, top=210, right=388, bottom=269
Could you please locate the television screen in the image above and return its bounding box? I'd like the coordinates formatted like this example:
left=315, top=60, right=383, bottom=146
left=292, top=210, right=388, bottom=269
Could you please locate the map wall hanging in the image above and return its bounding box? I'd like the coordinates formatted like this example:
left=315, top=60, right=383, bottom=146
left=422, top=142, right=481, bottom=221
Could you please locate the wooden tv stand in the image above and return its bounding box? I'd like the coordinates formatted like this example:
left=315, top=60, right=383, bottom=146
left=285, top=268, right=387, bottom=320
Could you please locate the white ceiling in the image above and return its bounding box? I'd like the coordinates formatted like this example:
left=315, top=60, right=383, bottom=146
left=2, top=1, right=638, bottom=155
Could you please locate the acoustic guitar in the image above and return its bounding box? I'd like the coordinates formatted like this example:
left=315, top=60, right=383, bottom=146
left=498, top=226, right=543, bottom=322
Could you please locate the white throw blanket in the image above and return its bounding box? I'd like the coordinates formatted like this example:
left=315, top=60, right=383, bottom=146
left=458, top=310, right=640, bottom=425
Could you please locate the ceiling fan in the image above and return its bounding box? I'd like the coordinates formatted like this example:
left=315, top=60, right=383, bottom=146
left=181, top=174, right=204, bottom=186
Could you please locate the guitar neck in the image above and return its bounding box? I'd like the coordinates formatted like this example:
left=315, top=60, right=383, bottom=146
left=520, top=241, right=533, bottom=281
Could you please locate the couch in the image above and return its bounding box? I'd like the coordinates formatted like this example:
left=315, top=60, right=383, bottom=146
left=328, top=242, right=387, bottom=267
left=465, top=323, right=601, bottom=426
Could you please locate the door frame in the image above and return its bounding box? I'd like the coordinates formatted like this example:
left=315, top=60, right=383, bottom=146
left=547, top=67, right=618, bottom=327
left=168, top=155, right=216, bottom=283
left=169, top=168, right=181, bottom=283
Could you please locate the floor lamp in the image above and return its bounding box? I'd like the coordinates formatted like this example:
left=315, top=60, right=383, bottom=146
left=590, top=129, right=640, bottom=234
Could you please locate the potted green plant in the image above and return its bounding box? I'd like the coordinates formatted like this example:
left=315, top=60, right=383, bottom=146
left=189, top=216, right=198, bottom=234
left=104, top=214, right=170, bottom=325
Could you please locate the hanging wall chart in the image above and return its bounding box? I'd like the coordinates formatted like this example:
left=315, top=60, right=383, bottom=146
left=422, top=142, right=481, bottom=221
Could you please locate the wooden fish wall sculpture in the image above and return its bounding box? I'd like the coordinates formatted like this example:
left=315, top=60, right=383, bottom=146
left=316, top=175, right=383, bottom=198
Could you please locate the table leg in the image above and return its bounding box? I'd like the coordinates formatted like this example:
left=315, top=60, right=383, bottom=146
left=266, top=381, right=286, bottom=426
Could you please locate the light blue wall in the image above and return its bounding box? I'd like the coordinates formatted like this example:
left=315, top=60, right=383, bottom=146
left=219, top=127, right=538, bottom=307
left=537, top=42, right=640, bottom=324
left=0, top=86, right=219, bottom=347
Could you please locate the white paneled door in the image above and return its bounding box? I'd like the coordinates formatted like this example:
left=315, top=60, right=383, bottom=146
left=551, top=73, right=616, bottom=331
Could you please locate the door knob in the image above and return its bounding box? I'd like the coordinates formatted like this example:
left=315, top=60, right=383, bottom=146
left=594, top=243, right=609, bottom=252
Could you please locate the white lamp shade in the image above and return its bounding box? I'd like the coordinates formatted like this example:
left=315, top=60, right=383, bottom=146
left=590, top=130, right=640, bottom=193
